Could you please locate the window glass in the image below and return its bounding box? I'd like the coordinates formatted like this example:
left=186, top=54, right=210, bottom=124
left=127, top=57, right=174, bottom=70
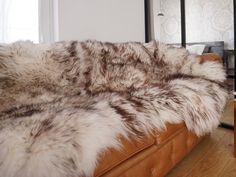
left=0, top=0, right=39, bottom=43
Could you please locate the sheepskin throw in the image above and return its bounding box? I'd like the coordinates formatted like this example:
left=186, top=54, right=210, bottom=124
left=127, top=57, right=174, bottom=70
left=0, top=40, right=228, bottom=177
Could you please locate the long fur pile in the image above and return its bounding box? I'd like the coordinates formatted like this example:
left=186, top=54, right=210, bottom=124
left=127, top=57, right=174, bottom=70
left=0, top=40, right=228, bottom=177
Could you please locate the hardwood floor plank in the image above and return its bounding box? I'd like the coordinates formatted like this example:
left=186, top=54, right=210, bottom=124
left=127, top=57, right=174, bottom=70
left=166, top=128, right=234, bottom=177
left=218, top=158, right=236, bottom=177
left=222, top=99, right=234, bottom=125
left=184, top=130, right=232, bottom=177
left=165, top=138, right=211, bottom=177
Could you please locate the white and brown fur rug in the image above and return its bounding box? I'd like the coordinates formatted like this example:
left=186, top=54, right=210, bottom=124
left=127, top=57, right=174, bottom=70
left=0, top=40, right=228, bottom=177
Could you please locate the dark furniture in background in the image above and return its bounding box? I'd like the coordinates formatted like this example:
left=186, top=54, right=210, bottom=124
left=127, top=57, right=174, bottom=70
left=175, top=41, right=225, bottom=57
left=173, top=41, right=234, bottom=82
left=223, top=50, right=235, bottom=79
left=186, top=42, right=235, bottom=79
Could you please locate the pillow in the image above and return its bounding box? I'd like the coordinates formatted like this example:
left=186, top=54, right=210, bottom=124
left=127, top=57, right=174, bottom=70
left=186, top=44, right=206, bottom=55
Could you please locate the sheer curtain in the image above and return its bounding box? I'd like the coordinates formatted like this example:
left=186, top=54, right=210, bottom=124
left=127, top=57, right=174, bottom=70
left=0, top=0, right=39, bottom=43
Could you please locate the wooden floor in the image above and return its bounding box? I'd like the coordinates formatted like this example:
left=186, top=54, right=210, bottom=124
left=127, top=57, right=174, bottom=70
left=166, top=128, right=235, bottom=177
left=222, top=99, right=234, bottom=125
left=166, top=100, right=235, bottom=177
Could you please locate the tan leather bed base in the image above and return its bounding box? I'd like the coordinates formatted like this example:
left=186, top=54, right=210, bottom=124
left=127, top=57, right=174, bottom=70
left=97, top=125, right=204, bottom=177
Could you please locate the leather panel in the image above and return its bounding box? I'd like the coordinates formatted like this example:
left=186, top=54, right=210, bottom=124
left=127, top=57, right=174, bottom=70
left=94, top=135, right=155, bottom=176
left=94, top=123, right=185, bottom=176
left=155, top=123, right=185, bottom=145
left=200, top=53, right=222, bottom=63
left=96, top=126, right=204, bottom=177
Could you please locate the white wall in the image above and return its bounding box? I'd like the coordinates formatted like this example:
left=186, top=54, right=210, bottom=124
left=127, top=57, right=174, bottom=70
left=56, top=0, right=145, bottom=42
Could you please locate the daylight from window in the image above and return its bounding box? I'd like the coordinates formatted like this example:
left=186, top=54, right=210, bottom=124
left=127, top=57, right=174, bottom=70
left=0, top=0, right=39, bottom=43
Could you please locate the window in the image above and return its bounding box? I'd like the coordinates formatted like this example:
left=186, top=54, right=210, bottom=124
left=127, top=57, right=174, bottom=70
left=0, top=0, right=56, bottom=43
left=0, top=0, right=39, bottom=43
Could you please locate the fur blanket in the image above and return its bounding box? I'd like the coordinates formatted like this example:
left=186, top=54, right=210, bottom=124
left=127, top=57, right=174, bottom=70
left=0, top=40, right=228, bottom=177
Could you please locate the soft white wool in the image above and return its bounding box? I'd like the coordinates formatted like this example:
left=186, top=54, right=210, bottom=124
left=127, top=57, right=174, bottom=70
left=0, top=40, right=228, bottom=177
